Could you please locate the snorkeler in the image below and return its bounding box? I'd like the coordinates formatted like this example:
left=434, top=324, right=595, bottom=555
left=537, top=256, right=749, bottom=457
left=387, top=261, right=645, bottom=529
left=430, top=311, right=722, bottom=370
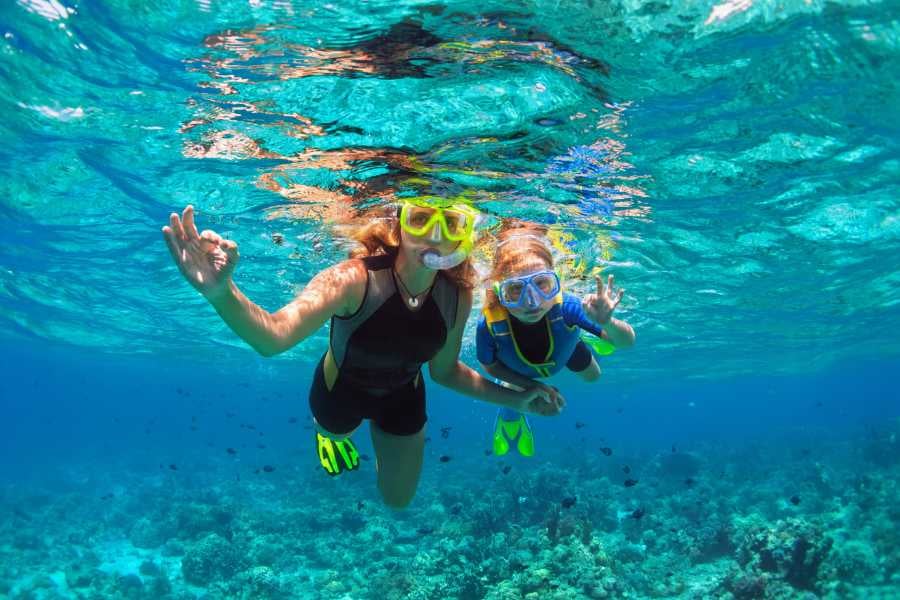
left=476, top=223, right=636, bottom=457
left=162, top=200, right=559, bottom=508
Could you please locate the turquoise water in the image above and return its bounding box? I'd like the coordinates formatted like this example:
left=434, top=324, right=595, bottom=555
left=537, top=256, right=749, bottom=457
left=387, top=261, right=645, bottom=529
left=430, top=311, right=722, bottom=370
left=1, top=0, right=899, bottom=598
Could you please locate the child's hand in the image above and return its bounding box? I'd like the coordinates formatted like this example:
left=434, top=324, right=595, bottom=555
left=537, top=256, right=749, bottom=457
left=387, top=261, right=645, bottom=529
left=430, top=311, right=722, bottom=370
left=583, top=274, right=624, bottom=325
left=519, top=383, right=565, bottom=416
left=534, top=382, right=565, bottom=411
left=516, top=386, right=562, bottom=417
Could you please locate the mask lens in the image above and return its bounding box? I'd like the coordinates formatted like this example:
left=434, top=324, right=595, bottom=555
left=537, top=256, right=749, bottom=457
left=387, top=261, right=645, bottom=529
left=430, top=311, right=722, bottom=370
left=533, top=273, right=558, bottom=297
left=443, top=209, right=469, bottom=239
left=501, top=281, right=525, bottom=303
left=405, top=206, right=436, bottom=233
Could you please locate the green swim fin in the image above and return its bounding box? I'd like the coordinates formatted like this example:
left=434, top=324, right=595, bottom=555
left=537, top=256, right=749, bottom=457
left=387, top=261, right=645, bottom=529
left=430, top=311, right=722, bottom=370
left=492, top=409, right=535, bottom=457
left=316, top=432, right=360, bottom=476
left=584, top=335, right=616, bottom=356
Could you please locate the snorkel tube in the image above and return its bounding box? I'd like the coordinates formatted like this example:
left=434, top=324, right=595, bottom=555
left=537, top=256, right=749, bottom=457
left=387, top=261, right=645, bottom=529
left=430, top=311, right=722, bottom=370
left=422, top=244, right=471, bottom=270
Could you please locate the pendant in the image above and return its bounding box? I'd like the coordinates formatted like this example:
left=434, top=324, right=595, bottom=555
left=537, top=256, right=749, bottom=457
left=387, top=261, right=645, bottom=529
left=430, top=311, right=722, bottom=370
left=408, top=296, right=419, bottom=308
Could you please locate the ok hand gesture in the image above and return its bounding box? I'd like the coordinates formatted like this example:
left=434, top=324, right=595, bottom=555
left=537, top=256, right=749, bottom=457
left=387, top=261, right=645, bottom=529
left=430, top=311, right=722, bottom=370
left=582, top=274, right=624, bottom=325
left=162, top=205, right=239, bottom=300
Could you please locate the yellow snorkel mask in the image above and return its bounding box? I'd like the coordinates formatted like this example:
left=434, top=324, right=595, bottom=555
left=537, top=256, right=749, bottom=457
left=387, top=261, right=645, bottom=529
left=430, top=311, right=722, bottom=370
left=398, top=197, right=480, bottom=270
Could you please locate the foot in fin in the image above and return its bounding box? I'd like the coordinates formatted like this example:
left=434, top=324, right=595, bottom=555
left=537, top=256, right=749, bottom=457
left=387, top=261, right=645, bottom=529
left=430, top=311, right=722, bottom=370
left=316, top=431, right=360, bottom=476
left=492, top=408, right=535, bottom=457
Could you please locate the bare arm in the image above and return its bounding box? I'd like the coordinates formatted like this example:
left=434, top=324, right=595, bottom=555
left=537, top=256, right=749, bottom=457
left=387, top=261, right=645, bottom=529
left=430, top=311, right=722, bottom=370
left=599, top=316, right=635, bottom=348
left=162, top=205, right=366, bottom=357
left=429, top=289, right=559, bottom=415
left=481, top=361, right=538, bottom=392
left=209, top=261, right=366, bottom=357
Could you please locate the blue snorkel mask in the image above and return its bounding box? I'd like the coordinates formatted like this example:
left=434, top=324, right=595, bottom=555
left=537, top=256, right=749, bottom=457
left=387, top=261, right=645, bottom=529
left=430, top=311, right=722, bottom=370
left=494, top=270, right=561, bottom=309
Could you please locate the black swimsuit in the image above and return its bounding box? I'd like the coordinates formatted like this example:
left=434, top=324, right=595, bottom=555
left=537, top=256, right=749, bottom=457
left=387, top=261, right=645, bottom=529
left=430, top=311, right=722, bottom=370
left=508, top=315, right=593, bottom=373
left=309, top=252, right=458, bottom=436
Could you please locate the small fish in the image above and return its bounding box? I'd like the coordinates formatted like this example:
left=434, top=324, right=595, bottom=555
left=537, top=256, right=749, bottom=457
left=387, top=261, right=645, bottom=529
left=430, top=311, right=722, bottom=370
left=790, top=495, right=801, bottom=505
left=226, top=411, right=236, bottom=418
left=169, top=464, right=178, bottom=471
left=502, top=465, right=512, bottom=475
left=616, top=407, right=624, bottom=414
left=288, top=417, right=298, bottom=424
left=238, top=382, right=249, bottom=388
left=357, top=501, right=365, bottom=511
left=226, top=448, right=237, bottom=455
left=624, top=478, right=639, bottom=487
left=191, top=416, right=197, bottom=422
left=671, top=444, right=677, bottom=453
left=684, top=478, right=696, bottom=487
left=440, top=426, right=452, bottom=439
left=360, top=454, right=371, bottom=462
left=600, top=447, right=613, bottom=456
left=575, top=422, right=587, bottom=429
left=622, top=465, right=631, bottom=474
left=439, top=455, right=451, bottom=463
left=814, top=401, right=823, bottom=408
left=417, top=526, right=435, bottom=535
left=262, top=465, right=275, bottom=473
left=450, top=505, right=462, bottom=516
left=100, top=493, right=114, bottom=501
left=425, top=436, right=431, bottom=443
left=257, top=443, right=266, bottom=449
left=536, top=118, right=562, bottom=127
left=246, top=424, right=256, bottom=430
left=272, top=233, right=284, bottom=246
left=484, top=449, right=492, bottom=456
left=561, top=496, right=577, bottom=509
left=176, top=387, right=184, bottom=395
left=190, top=425, right=198, bottom=432
left=631, top=508, right=645, bottom=519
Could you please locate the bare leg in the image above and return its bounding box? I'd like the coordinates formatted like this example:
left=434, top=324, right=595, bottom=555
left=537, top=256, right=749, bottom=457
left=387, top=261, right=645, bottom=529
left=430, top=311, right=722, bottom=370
left=577, top=356, right=602, bottom=382
left=370, top=423, right=426, bottom=509
left=312, top=417, right=359, bottom=440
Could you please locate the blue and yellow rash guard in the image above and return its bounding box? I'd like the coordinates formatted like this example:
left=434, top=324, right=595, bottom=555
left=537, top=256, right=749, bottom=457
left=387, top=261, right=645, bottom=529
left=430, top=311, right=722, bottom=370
left=476, top=292, right=606, bottom=378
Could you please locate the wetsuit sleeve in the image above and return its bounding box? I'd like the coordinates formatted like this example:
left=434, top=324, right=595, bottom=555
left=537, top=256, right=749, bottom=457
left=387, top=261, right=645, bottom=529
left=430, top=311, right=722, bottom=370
left=562, top=293, right=605, bottom=337
left=476, top=317, right=498, bottom=365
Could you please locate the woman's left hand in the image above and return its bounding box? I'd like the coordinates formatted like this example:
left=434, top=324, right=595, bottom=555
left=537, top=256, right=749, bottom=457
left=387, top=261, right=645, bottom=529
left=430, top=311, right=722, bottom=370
left=582, top=274, right=624, bottom=325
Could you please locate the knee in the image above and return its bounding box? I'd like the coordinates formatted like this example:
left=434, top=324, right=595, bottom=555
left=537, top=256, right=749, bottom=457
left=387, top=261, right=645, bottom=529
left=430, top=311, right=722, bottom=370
left=378, top=481, right=417, bottom=509
left=580, top=368, right=602, bottom=383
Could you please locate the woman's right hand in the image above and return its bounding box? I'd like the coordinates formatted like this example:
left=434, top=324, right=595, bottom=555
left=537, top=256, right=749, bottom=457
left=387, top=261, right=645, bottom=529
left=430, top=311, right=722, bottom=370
left=162, top=205, right=239, bottom=300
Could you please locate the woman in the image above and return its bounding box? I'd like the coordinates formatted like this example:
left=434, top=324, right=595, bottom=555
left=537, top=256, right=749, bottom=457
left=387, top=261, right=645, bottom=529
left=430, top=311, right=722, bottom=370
left=161, top=201, right=558, bottom=508
left=477, top=223, right=635, bottom=457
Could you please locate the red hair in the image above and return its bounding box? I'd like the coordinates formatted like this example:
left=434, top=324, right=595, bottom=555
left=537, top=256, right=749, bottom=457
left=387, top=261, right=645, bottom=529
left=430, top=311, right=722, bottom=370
left=484, top=220, right=554, bottom=310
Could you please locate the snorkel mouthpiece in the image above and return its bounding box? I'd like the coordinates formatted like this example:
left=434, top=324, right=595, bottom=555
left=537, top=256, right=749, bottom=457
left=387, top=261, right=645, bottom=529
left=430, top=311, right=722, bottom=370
left=421, top=247, right=468, bottom=270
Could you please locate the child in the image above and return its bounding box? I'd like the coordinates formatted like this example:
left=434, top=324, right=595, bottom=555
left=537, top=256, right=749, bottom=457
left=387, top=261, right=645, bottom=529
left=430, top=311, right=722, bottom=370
left=476, top=223, right=636, bottom=456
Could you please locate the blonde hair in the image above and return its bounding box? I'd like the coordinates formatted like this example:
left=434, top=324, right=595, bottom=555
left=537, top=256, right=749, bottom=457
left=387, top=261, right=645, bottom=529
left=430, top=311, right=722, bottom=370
left=347, top=209, right=476, bottom=290
left=485, top=220, right=554, bottom=310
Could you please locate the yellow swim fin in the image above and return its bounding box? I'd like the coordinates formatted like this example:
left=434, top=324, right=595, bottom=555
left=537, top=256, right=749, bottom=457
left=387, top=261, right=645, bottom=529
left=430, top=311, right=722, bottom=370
left=316, top=432, right=360, bottom=476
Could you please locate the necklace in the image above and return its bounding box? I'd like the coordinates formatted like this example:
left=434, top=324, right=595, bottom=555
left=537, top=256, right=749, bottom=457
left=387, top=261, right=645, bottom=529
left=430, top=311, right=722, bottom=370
left=393, top=269, right=431, bottom=308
